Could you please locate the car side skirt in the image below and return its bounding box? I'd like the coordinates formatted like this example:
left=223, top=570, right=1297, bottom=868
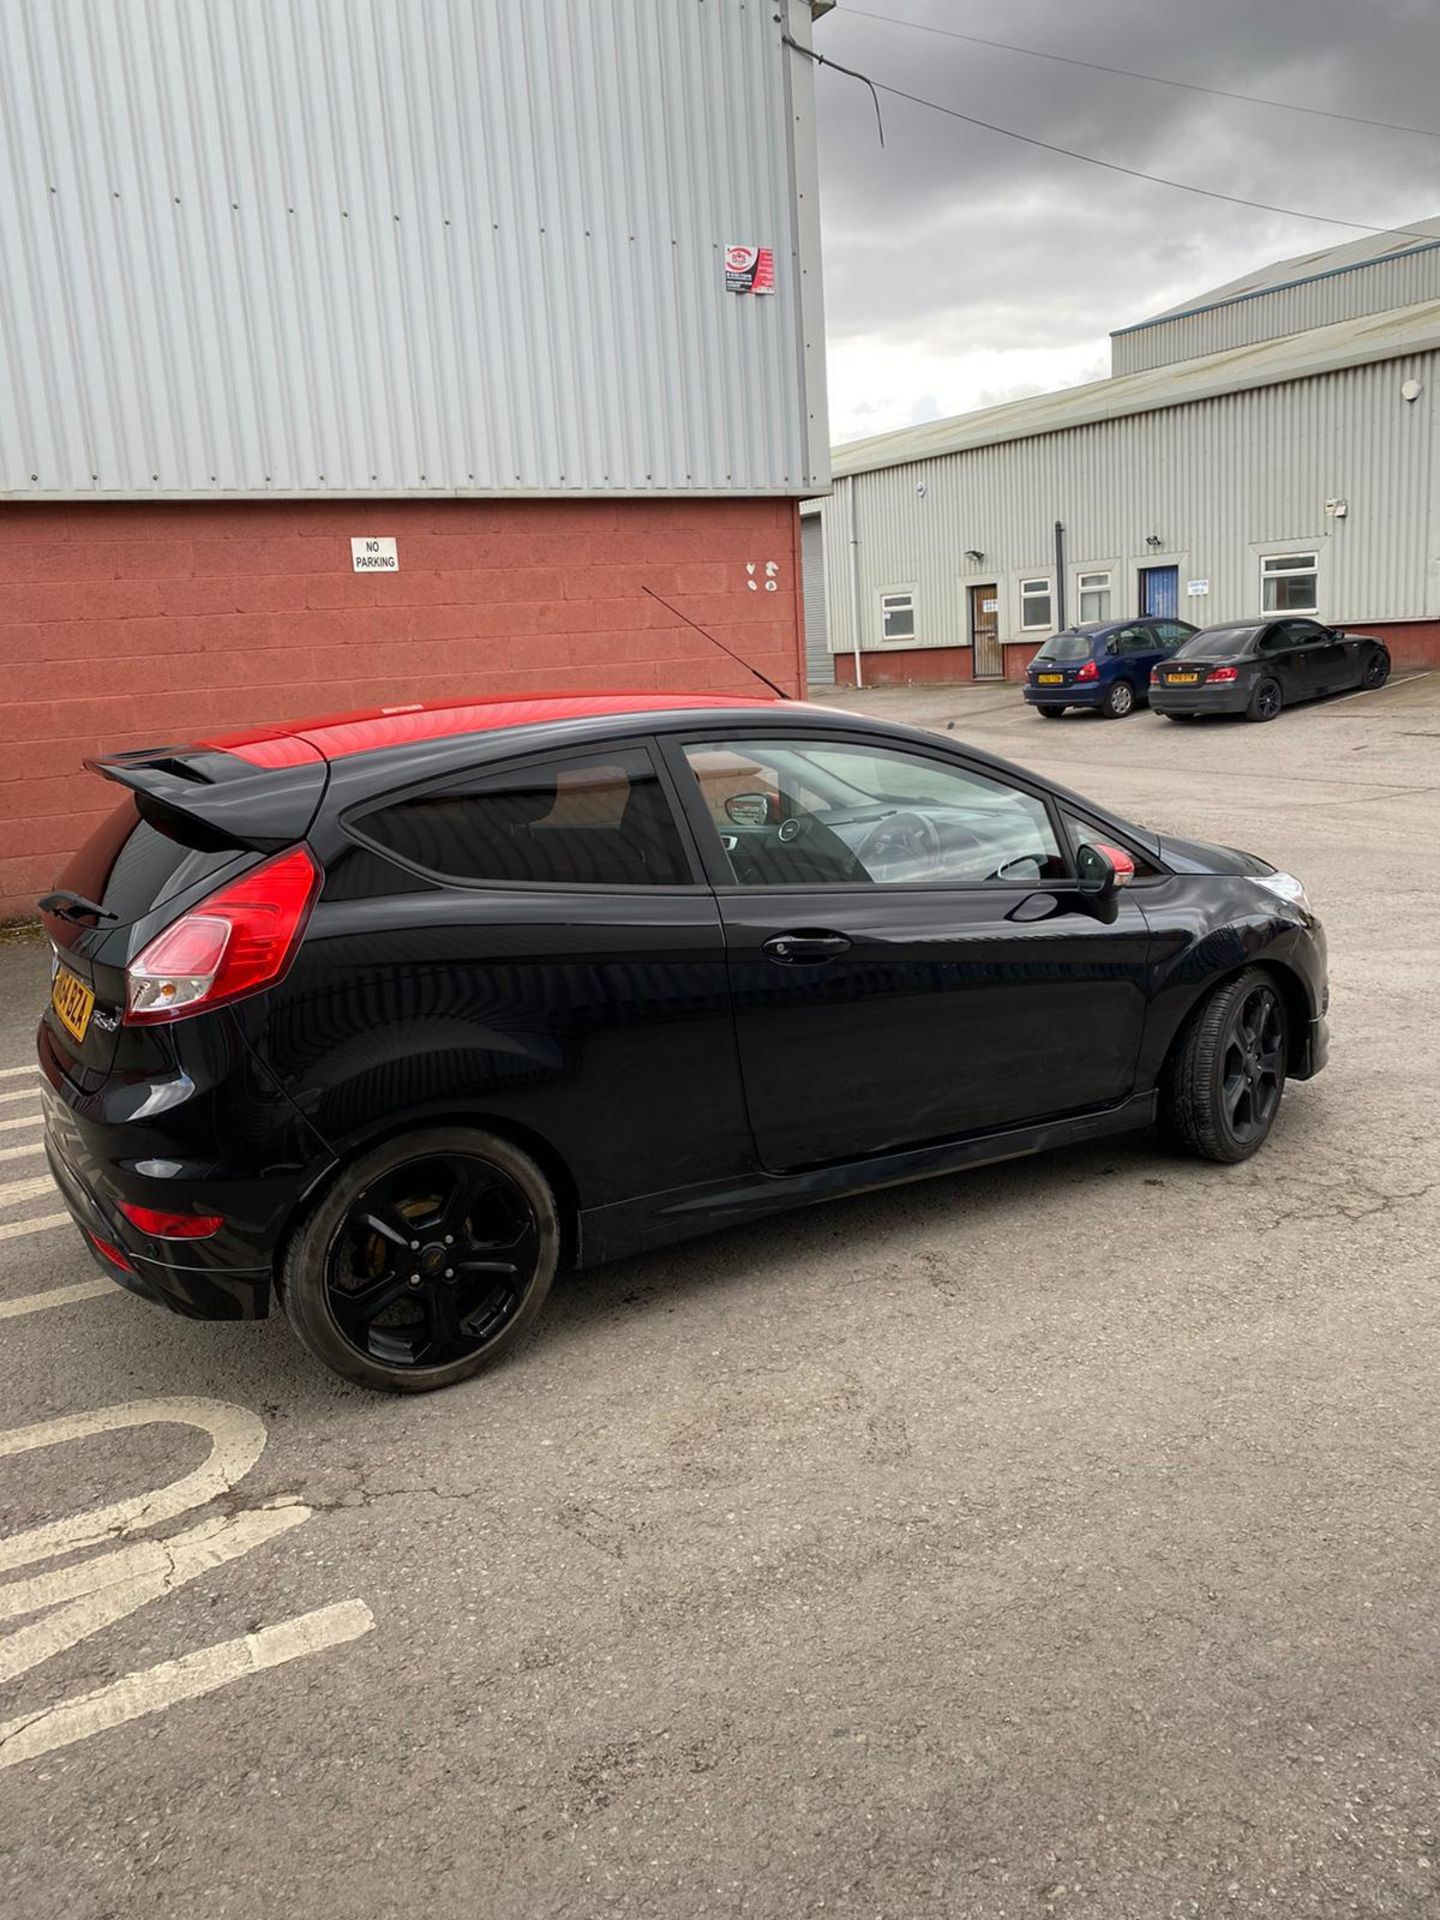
left=576, top=1092, right=1158, bottom=1267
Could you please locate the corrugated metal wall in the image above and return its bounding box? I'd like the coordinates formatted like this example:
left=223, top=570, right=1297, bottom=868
left=1114, top=248, right=1440, bottom=374
left=818, top=355, right=1440, bottom=659
left=0, top=0, right=827, bottom=499
left=801, top=511, right=832, bottom=684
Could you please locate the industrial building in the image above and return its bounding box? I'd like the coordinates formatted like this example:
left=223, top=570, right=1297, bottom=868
left=0, top=0, right=831, bottom=920
left=804, top=223, right=1440, bottom=687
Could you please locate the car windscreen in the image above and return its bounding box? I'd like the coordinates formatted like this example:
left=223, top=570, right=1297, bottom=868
left=1173, top=626, right=1260, bottom=660
left=1032, top=634, right=1093, bottom=662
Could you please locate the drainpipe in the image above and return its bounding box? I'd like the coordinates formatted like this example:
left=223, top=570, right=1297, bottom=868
left=1054, top=521, right=1067, bottom=631
left=848, top=476, right=864, bottom=690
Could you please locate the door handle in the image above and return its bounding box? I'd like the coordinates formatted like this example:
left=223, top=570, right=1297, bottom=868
left=762, top=930, right=852, bottom=964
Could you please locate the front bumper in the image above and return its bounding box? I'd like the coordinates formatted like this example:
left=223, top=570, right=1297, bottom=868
left=1149, top=679, right=1249, bottom=714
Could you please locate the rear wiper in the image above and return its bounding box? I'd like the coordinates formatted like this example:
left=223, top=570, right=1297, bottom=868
left=39, top=889, right=116, bottom=924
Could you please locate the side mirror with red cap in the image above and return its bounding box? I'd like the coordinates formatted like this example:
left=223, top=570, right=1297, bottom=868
left=1075, top=840, right=1136, bottom=902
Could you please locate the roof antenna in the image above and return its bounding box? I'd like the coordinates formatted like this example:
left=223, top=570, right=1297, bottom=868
left=640, top=585, right=790, bottom=699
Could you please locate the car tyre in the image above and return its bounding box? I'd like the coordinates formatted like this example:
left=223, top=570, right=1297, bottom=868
left=1361, top=648, right=1390, bottom=690
left=1036, top=705, right=1065, bottom=718
left=1247, top=677, right=1282, bottom=722
left=1158, top=968, right=1288, bottom=1164
left=1100, top=681, right=1136, bottom=719
left=280, top=1126, right=560, bottom=1392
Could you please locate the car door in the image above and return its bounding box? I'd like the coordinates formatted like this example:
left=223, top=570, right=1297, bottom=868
left=1299, top=623, right=1353, bottom=694
left=316, top=739, right=754, bottom=1206
left=1256, top=622, right=1319, bottom=702
left=663, top=730, right=1154, bottom=1173
left=1120, top=621, right=1168, bottom=686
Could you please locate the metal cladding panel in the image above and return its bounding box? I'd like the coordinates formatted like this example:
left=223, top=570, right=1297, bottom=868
left=1114, top=250, right=1440, bottom=374
left=0, top=0, right=827, bottom=498
left=801, top=510, right=832, bottom=684
left=816, top=356, right=1439, bottom=656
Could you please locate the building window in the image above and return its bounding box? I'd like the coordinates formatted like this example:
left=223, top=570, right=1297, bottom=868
left=1260, top=552, right=1318, bottom=614
left=1077, top=571, right=1111, bottom=623
left=1020, top=578, right=1052, bottom=630
left=879, top=591, right=916, bottom=643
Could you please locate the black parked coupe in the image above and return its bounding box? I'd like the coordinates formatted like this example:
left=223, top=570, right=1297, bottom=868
left=1150, top=618, right=1390, bottom=721
left=39, top=693, right=1328, bottom=1392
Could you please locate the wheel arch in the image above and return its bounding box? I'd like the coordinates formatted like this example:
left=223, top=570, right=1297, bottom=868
left=1157, top=956, right=1314, bottom=1082
left=276, top=1106, right=583, bottom=1287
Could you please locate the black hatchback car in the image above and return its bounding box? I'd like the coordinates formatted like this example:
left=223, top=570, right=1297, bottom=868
left=39, top=693, right=1329, bottom=1393
left=1150, top=618, right=1391, bottom=721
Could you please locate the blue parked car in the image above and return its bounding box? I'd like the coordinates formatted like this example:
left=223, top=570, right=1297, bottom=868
left=1023, top=617, right=1199, bottom=719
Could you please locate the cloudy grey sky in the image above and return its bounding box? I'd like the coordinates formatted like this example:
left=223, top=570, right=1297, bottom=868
left=813, top=0, right=1440, bottom=445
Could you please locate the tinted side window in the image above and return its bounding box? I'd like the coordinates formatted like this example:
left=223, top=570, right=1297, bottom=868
left=355, top=746, right=690, bottom=887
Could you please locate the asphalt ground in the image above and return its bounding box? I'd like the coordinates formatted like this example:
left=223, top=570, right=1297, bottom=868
left=1, top=672, right=1437, bottom=1920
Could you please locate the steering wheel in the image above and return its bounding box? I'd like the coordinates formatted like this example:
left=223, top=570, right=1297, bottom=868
left=853, top=809, right=941, bottom=876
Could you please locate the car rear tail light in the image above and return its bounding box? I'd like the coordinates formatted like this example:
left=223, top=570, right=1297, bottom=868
left=1149, top=666, right=1160, bottom=682
left=1207, top=665, right=1239, bottom=683
left=1075, top=660, right=1099, bottom=682
left=88, top=1230, right=136, bottom=1272
left=124, top=845, right=320, bottom=1025
left=118, top=1202, right=225, bottom=1240
left=1092, top=842, right=1136, bottom=887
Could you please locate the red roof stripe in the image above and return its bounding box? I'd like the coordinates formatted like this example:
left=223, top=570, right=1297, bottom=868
left=201, top=691, right=785, bottom=769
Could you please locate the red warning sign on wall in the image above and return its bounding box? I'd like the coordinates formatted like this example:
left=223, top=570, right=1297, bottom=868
left=724, top=245, right=775, bottom=294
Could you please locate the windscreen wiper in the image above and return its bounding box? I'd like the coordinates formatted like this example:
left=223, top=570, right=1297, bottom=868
left=39, top=889, right=116, bottom=924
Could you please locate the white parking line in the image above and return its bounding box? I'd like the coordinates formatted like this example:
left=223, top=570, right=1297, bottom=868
left=0, top=1115, right=42, bottom=1134
left=0, top=1279, right=113, bottom=1319
left=0, top=1398, right=269, bottom=1575
left=0, top=1213, right=71, bottom=1243
left=0, top=1089, right=41, bottom=1107
left=0, top=1140, right=44, bottom=1164
left=0, top=1599, right=375, bottom=1772
left=0, top=1175, right=54, bottom=1207
left=0, top=1066, right=38, bottom=1081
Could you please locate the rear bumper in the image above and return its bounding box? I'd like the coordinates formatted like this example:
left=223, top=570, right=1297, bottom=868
left=45, top=1136, right=274, bottom=1319
left=37, top=1015, right=334, bottom=1322
left=1149, top=681, right=1249, bottom=715
left=1024, top=681, right=1102, bottom=707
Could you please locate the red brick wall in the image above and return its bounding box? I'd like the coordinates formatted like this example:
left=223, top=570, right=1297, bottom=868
left=0, top=497, right=804, bottom=920
left=1348, top=622, right=1440, bottom=668
left=834, top=646, right=977, bottom=688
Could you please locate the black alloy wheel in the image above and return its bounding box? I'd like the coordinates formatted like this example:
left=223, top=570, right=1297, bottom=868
left=1247, top=678, right=1283, bottom=722
left=1101, top=680, right=1136, bottom=719
left=1159, top=967, right=1288, bottom=1163
left=1036, top=704, right=1065, bottom=718
left=282, top=1128, right=559, bottom=1391
left=1361, top=649, right=1390, bottom=690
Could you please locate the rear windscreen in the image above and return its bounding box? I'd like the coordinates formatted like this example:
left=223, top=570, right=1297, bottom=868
left=1174, top=627, right=1259, bottom=660
left=1034, top=635, right=1092, bottom=662
left=61, top=795, right=238, bottom=922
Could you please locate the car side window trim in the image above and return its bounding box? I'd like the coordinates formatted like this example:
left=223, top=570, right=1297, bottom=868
left=341, top=736, right=712, bottom=893
left=656, top=728, right=1081, bottom=894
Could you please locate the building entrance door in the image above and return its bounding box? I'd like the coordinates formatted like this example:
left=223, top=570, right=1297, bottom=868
left=969, top=584, right=1002, bottom=677
left=1139, top=565, right=1180, bottom=618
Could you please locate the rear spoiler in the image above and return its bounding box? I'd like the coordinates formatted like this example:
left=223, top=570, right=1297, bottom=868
left=86, top=745, right=327, bottom=853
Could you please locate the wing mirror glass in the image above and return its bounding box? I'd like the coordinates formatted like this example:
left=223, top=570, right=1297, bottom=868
left=1075, top=840, right=1136, bottom=898
left=724, top=792, right=771, bottom=827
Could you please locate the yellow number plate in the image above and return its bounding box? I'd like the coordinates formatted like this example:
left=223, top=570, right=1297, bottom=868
left=1036, top=673, right=1064, bottom=684
left=1168, top=672, right=1199, bottom=684
left=51, top=966, right=95, bottom=1043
